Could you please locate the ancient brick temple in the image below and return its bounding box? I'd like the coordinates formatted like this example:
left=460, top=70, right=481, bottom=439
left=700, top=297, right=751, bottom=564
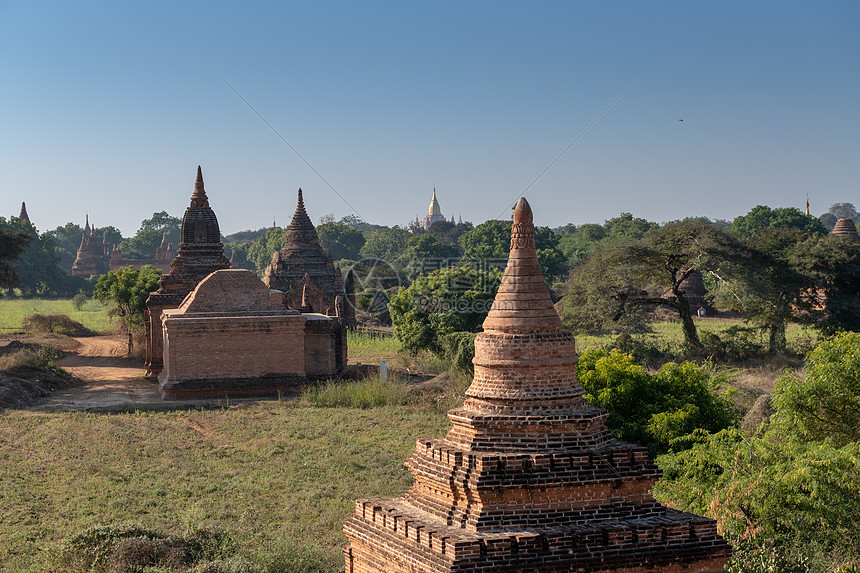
left=144, top=166, right=231, bottom=379
left=263, top=189, right=356, bottom=326
left=344, top=198, right=730, bottom=573
left=71, top=215, right=111, bottom=276
left=159, top=269, right=346, bottom=399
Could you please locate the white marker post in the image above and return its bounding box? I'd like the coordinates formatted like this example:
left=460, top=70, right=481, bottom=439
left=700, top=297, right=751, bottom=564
left=380, top=359, right=388, bottom=383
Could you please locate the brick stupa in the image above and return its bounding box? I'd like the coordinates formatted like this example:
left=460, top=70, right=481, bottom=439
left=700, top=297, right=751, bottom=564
left=344, top=198, right=731, bottom=573
left=144, top=166, right=231, bottom=379
left=263, top=189, right=355, bottom=325
left=831, top=218, right=860, bottom=243
left=71, top=215, right=111, bottom=276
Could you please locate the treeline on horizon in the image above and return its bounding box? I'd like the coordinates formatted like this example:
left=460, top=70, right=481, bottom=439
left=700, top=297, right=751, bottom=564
left=2, top=202, right=860, bottom=334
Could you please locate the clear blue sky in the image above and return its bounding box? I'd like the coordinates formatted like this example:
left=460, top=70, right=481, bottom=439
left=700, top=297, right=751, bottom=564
left=1, top=1, right=857, bottom=236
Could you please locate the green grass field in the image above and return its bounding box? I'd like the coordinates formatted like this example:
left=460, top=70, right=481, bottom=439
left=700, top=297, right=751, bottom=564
left=0, top=403, right=452, bottom=572
left=0, top=298, right=116, bottom=333
left=574, top=318, right=819, bottom=353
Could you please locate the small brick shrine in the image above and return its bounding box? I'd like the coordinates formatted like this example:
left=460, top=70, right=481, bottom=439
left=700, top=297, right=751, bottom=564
left=264, top=189, right=356, bottom=326
left=343, top=198, right=731, bottom=573
left=159, top=269, right=346, bottom=399
left=144, top=166, right=231, bottom=379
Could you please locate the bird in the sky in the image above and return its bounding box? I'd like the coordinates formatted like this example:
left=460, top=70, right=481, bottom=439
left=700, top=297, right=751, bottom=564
left=679, top=119, right=684, bottom=122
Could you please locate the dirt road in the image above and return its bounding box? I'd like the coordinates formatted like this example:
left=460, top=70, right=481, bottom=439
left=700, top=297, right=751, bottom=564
left=38, top=335, right=162, bottom=411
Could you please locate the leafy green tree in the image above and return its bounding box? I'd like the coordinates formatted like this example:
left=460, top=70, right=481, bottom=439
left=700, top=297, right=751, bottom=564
left=558, top=213, right=658, bottom=265
left=712, top=228, right=813, bottom=352
left=562, top=243, right=653, bottom=334
left=635, top=222, right=747, bottom=348
left=653, top=428, right=860, bottom=562
left=120, top=212, right=181, bottom=259
left=576, top=348, right=736, bottom=454
left=0, top=216, right=75, bottom=297
left=403, top=234, right=460, bottom=278
left=828, top=202, right=860, bottom=223
left=47, top=222, right=85, bottom=271
left=460, top=220, right=566, bottom=282
left=246, top=228, right=286, bottom=275
left=819, top=212, right=838, bottom=231
left=316, top=222, right=365, bottom=262
left=563, top=222, right=747, bottom=347
left=338, top=214, right=382, bottom=233
left=389, top=265, right=502, bottom=355
left=94, top=266, right=162, bottom=354
left=360, top=226, right=411, bottom=263
left=0, top=227, right=32, bottom=291
left=771, top=332, right=860, bottom=446
left=427, top=220, right=471, bottom=248
left=730, top=205, right=827, bottom=240
left=792, top=232, right=860, bottom=334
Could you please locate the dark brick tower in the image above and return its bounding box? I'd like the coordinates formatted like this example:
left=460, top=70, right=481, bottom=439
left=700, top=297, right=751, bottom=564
left=144, top=166, right=231, bottom=378
left=263, top=189, right=355, bottom=326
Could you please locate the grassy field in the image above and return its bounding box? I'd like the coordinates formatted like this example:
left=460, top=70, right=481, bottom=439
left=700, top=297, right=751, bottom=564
left=0, top=298, right=116, bottom=333
left=575, top=318, right=819, bottom=353
left=0, top=402, right=452, bottom=572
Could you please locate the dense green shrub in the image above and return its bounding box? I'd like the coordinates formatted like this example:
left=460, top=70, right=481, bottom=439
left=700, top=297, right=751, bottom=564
left=575, top=348, right=736, bottom=453
left=654, top=429, right=860, bottom=572
left=772, top=331, right=860, bottom=446
left=439, top=332, right=477, bottom=374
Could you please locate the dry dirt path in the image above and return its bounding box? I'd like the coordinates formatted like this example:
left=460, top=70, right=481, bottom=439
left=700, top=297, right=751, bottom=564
left=36, top=334, right=163, bottom=411
left=33, top=335, right=263, bottom=412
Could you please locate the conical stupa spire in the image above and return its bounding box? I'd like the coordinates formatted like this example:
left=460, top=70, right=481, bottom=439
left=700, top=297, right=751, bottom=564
left=18, top=202, right=29, bottom=223
left=84, top=214, right=90, bottom=235
left=291, top=188, right=313, bottom=229
left=481, top=197, right=563, bottom=334
left=190, top=165, right=209, bottom=209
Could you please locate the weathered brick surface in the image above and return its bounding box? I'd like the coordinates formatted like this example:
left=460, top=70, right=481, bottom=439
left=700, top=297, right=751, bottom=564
left=343, top=198, right=730, bottom=572
left=159, top=269, right=346, bottom=399
left=263, top=189, right=356, bottom=325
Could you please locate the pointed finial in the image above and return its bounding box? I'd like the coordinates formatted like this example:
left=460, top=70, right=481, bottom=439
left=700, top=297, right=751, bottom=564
left=18, top=202, right=29, bottom=223
left=192, top=165, right=206, bottom=196
left=513, top=197, right=533, bottom=226
left=84, top=214, right=90, bottom=234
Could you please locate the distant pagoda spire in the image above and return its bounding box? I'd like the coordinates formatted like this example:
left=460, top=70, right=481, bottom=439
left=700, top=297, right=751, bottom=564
left=84, top=214, right=90, bottom=235
left=18, top=202, right=29, bottom=223
left=428, top=187, right=442, bottom=216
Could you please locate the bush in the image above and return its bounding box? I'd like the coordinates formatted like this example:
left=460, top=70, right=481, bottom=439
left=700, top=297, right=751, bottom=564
left=21, top=313, right=94, bottom=336
left=439, top=332, right=476, bottom=374
left=771, top=331, right=860, bottom=446
left=55, top=525, right=239, bottom=573
left=654, top=429, right=860, bottom=572
left=575, top=348, right=736, bottom=454
left=72, top=292, right=87, bottom=310
left=301, top=376, right=408, bottom=408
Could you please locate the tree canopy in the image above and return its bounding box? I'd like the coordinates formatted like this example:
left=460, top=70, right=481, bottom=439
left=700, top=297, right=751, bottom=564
left=729, top=205, right=827, bottom=240
left=94, top=265, right=162, bottom=354
left=316, top=222, right=365, bottom=262
left=389, top=265, right=501, bottom=355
